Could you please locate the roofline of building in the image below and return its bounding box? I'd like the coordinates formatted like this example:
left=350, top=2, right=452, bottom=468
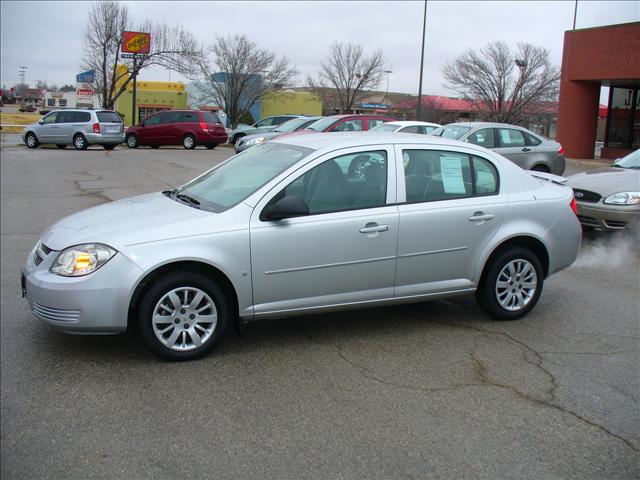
left=568, top=20, right=640, bottom=34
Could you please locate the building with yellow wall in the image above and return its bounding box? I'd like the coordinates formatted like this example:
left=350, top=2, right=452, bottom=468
left=261, top=90, right=322, bottom=118
left=113, top=65, right=188, bottom=126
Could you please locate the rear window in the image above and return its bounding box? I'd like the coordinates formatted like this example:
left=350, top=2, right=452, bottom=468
left=97, top=111, right=123, bottom=123
left=202, top=111, right=221, bottom=124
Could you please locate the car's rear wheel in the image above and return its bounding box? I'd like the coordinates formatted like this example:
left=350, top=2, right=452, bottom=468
left=25, top=132, right=39, bottom=149
left=182, top=134, right=196, bottom=150
left=103, top=144, right=117, bottom=150
left=476, top=247, right=543, bottom=320
left=205, top=144, right=217, bottom=150
left=73, top=134, right=88, bottom=150
left=56, top=144, right=67, bottom=149
left=126, top=134, right=138, bottom=149
left=137, top=270, right=230, bottom=361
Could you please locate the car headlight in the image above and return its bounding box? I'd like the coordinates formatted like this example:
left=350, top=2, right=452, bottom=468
left=244, top=137, right=265, bottom=146
left=51, top=243, right=117, bottom=276
left=603, top=192, right=640, bottom=205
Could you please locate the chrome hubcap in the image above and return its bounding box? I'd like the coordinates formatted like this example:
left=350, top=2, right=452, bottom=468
left=495, top=259, right=537, bottom=311
left=127, top=137, right=136, bottom=147
left=75, top=137, right=84, bottom=148
left=27, top=135, right=35, bottom=147
left=152, top=287, right=217, bottom=351
left=184, top=137, right=194, bottom=148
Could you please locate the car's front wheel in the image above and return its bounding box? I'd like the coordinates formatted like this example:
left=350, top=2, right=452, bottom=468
left=137, top=270, right=230, bottom=361
left=25, top=132, right=39, bottom=149
left=126, top=134, right=138, bottom=149
left=476, top=247, right=543, bottom=320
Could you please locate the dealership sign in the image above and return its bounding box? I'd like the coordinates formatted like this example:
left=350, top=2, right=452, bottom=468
left=76, top=70, right=95, bottom=84
left=122, top=31, right=151, bottom=54
left=360, top=103, right=388, bottom=109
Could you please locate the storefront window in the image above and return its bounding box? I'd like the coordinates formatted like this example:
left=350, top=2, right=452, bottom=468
left=58, top=99, right=67, bottom=107
left=606, top=87, right=637, bottom=149
left=47, top=99, right=55, bottom=107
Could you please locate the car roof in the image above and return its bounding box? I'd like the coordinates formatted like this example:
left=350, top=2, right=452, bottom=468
left=442, top=121, right=526, bottom=129
left=385, top=121, right=441, bottom=127
left=272, top=131, right=479, bottom=152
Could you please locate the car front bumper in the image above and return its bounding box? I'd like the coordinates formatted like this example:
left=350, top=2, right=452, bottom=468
left=575, top=201, right=640, bottom=230
left=21, top=243, right=143, bottom=334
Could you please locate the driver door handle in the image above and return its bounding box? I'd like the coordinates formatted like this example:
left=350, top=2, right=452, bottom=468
left=359, top=223, right=390, bottom=234
left=469, top=212, right=494, bottom=222
left=521, top=147, right=531, bottom=152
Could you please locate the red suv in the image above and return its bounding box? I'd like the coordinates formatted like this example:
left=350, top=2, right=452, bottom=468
left=125, top=110, right=227, bottom=150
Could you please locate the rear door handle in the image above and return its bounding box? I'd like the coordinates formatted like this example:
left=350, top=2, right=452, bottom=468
left=359, top=223, right=390, bottom=234
left=521, top=147, right=531, bottom=152
left=469, top=212, right=494, bottom=222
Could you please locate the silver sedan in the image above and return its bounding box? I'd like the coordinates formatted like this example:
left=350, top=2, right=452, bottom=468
left=431, top=122, right=565, bottom=175
left=22, top=133, right=581, bottom=360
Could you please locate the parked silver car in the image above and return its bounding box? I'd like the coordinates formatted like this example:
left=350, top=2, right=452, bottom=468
left=21, top=133, right=581, bottom=360
left=431, top=122, right=565, bottom=175
left=567, top=149, right=640, bottom=231
left=234, top=116, right=322, bottom=152
left=370, top=120, right=441, bottom=134
left=229, top=115, right=301, bottom=144
left=22, top=109, right=125, bottom=150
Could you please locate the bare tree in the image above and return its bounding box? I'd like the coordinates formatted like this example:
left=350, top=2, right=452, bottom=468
left=191, top=34, right=297, bottom=128
left=81, top=1, right=203, bottom=109
left=442, top=41, right=560, bottom=124
left=307, top=42, right=387, bottom=114
left=36, top=80, right=49, bottom=90
left=60, top=84, right=75, bottom=92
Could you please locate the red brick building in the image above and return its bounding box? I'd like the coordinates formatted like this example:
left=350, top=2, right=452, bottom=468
left=557, top=22, right=640, bottom=159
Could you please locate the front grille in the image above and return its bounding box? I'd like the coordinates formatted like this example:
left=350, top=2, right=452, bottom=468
left=34, top=251, right=43, bottom=266
left=573, top=189, right=601, bottom=203
left=32, top=303, right=81, bottom=323
left=577, top=215, right=599, bottom=227
left=33, top=243, right=53, bottom=266
left=41, top=243, right=53, bottom=255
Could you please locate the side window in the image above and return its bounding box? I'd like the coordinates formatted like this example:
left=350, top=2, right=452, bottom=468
left=473, top=156, right=499, bottom=194
left=42, top=112, right=58, bottom=124
left=144, top=114, right=161, bottom=126
left=400, top=126, right=420, bottom=134
left=524, top=131, right=542, bottom=146
left=55, top=111, right=72, bottom=123
left=423, top=126, right=437, bottom=134
left=178, top=112, right=198, bottom=123
left=334, top=119, right=363, bottom=132
left=76, top=112, right=91, bottom=122
left=273, top=150, right=388, bottom=215
left=403, top=150, right=473, bottom=203
left=160, top=111, right=181, bottom=124
left=255, top=117, right=274, bottom=127
left=368, top=119, right=385, bottom=129
left=467, top=128, right=495, bottom=148
left=497, top=128, right=526, bottom=147
left=273, top=116, right=292, bottom=125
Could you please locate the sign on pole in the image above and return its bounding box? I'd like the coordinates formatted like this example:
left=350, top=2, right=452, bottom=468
left=76, top=70, right=95, bottom=84
left=122, top=31, right=151, bottom=54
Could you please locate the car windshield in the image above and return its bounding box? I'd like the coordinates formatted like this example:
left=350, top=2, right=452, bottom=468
left=273, top=117, right=311, bottom=133
left=305, top=116, right=340, bottom=131
left=176, top=143, right=313, bottom=213
left=431, top=124, right=471, bottom=140
left=370, top=123, right=400, bottom=132
left=613, top=150, right=640, bottom=169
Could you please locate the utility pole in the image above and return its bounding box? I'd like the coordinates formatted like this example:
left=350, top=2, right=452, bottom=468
left=572, top=0, right=578, bottom=30
left=19, top=66, right=27, bottom=85
left=131, top=57, right=138, bottom=126
left=384, top=70, right=393, bottom=94
left=416, top=0, right=427, bottom=121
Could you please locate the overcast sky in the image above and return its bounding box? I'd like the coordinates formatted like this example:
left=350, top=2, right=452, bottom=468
left=1, top=0, right=638, bottom=101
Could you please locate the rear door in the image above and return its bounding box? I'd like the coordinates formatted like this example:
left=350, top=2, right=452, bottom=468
left=395, top=145, right=507, bottom=296
left=493, top=127, right=538, bottom=169
left=96, top=111, right=124, bottom=141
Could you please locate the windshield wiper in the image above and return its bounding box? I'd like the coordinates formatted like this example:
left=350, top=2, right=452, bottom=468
left=176, top=193, right=201, bottom=207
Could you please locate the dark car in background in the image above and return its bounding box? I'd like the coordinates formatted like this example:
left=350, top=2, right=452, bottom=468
left=304, top=114, right=394, bottom=133
left=125, top=110, right=227, bottom=150
left=234, top=116, right=322, bottom=152
left=431, top=122, right=565, bottom=175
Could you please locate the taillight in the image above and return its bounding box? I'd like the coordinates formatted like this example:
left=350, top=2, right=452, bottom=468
left=557, top=145, right=564, bottom=155
left=570, top=197, right=577, bottom=215
left=200, top=122, right=208, bottom=132
left=92, top=123, right=100, bottom=134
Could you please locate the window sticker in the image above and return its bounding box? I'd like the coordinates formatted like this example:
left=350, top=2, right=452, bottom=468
left=499, top=129, right=512, bottom=144
left=440, top=156, right=466, bottom=194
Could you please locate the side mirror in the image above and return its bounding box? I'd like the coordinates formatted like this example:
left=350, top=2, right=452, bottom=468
left=261, top=195, right=309, bottom=221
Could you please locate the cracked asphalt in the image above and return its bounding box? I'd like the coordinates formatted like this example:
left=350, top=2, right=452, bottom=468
left=1, top=144, right=638, bottom=479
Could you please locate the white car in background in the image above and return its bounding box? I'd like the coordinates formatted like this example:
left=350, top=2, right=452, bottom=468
left=370, top=121, right=441, bottom=135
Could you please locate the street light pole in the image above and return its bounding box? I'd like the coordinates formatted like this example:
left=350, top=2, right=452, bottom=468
left=416, top=0, right=428, bottom=121
left=384, top=70, right=393, bottom=94
left=572, top=0, right=578, bottom=30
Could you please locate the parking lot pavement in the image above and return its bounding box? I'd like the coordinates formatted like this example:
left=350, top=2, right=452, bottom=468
left=1, top=145, right=638, bottom=479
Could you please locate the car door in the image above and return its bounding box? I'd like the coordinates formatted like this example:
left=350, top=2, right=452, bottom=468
left=492, top=127, right=538, bottom=169
left=54, top=110, right=76, bottom=143
left=138, top=113, right=163, bottom=145
left=395, top=145, right=507, bottom=297
left=249, top=146, right=399, bottom=316
left=37, top=111, right=59, bottom=143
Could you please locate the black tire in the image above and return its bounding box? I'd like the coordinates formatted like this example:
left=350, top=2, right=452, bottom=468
left=476, top=247, right=544, bottom=321
left=182, top=134, right=197, bottom=150
left=231, top=133, right=245, bottom=145
left=73, top=134, right=88, bottom=150
left=205, top=144, right=217, bottom=150
left=150, top=145, right=160, bottom=149
left=126, top=134, right=138, bottom=149
left=56, top=144, right=67, bottom=149
left=25, top=132, right=39, bottom=149
left=103, top=144, right=117, bottom=150
left=531, top=164, right=550, bottom=173
left=137, top=270, right=231, bottom=361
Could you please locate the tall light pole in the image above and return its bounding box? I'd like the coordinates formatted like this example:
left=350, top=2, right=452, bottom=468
left=572, top=0, right=578, bottom=29
left=416, top=0, right=428, bottom=121
left=384, top=70, right=393, bottom=94
left=19, top=66, right=27, bottom=85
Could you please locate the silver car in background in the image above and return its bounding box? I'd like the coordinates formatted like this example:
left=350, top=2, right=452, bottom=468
left=431, top=122, right=565, bottom=175
left=22, top=109, right=125, bottom=150
left=234, top=116, right=322, bottom=152
left=22, top=133, right=581, bottom=361
left=370, top=120, right=441, bottom=134
left=228, top=114, right=301, bottom=144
